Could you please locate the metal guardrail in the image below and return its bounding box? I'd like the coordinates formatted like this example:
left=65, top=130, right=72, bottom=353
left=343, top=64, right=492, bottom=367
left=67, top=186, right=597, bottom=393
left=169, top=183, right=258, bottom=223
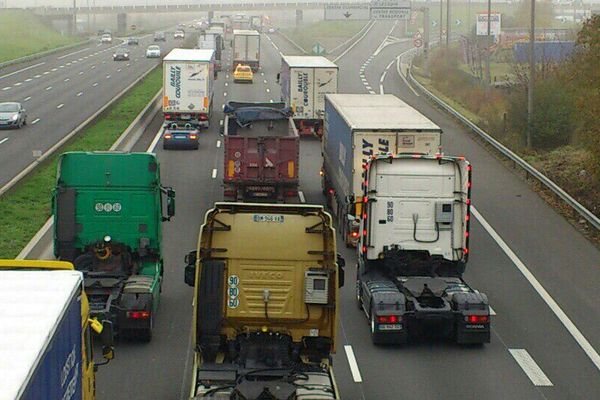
left=0, top=39, right=91, bottom=71
left=407, top=66, right=600, bottom=231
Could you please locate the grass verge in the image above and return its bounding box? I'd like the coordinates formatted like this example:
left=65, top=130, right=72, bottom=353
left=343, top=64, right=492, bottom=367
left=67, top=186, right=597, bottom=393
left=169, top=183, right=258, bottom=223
left=0, top=67, right=162, bottom=258
left=281, top=20, right=366, bottom=54
left=0, top=10, right=82, bottom=63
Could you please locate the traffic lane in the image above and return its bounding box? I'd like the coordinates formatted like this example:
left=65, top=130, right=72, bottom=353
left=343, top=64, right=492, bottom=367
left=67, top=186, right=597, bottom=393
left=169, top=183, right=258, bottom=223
left=298, top=137, right=543, bottom=400
left=96, top=84, right=228, bottom=400
left=380, top=55, right=600, bottom=363
left=0, top=40, right=177, bottom=186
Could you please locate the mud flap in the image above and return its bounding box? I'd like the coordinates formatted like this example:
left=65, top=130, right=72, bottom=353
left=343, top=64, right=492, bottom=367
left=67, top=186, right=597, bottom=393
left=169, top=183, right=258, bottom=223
left=197, top=260, right=224, bottom=361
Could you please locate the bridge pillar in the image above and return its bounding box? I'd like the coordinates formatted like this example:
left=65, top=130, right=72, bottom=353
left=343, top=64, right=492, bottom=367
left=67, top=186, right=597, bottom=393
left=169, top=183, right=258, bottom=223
left=117, top=13, right=127, bottom=35
left=208, top=11, right=214, bottom=22
left=295, top=10, right=303, bottom=26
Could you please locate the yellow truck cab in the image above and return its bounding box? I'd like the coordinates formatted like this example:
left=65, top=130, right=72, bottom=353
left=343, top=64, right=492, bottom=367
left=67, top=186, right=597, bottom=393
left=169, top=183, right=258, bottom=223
left=0, top=259, right=114, bottom=400
left=184, top=203, right=344, bottom=399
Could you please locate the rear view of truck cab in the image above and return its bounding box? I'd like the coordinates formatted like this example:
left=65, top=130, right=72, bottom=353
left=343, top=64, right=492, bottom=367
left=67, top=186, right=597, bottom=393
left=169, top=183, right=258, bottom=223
left=52, top=152, right=175, bottom=342
left=356, top=154, right=490, bottom=345
left=184, top=203, right=344, bottom=399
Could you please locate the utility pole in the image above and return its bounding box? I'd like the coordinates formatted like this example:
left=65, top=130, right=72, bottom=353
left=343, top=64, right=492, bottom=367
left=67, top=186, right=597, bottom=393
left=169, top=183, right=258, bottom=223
left=73, top=0, right=77, bottom=36
left=423, top=7, right=430, bottom=56
left=439, top=0, right=443, bottom=45
left=527, top=0, right=535, bottom=148
left=485, top=0, right=492, bottom=85
left=446, top=0, right=450, bottom=46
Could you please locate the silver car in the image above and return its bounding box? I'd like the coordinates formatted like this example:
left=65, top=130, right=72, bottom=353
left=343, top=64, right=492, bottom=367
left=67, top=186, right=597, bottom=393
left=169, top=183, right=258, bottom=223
left=0, top=102, right=27, bottom=129
left=146, top=45, right=161, bottom=58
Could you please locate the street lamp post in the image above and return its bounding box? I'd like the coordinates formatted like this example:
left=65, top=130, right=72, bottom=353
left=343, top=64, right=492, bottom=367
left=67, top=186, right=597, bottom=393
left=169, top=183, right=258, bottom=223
left=527, top=0, right=535, bottom=148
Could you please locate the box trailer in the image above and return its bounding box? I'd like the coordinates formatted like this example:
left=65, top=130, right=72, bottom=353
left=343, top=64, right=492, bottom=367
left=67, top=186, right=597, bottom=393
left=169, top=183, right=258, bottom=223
left=233, top=29, right=260, bottom=71
left=0, top=261, right=114, bottom=400
left=197, top=30, right=223, bottom=71
left=321, top=94, right=442, bottom=246
left=280, top=55, right=338, bottom=137
left=222, top=102, right=299, bottom=202
left=163, top=49, right=215, bottom=129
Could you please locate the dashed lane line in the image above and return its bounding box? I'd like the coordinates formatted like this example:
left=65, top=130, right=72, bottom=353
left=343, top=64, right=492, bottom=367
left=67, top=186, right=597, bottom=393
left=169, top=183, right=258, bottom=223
left=0, top=138, right=8, bottom=145
left=508, top=349, right=553, bottom=386
left=344, top=345, right=363, bottom=383
left=0, top=62, right=45, bottom=81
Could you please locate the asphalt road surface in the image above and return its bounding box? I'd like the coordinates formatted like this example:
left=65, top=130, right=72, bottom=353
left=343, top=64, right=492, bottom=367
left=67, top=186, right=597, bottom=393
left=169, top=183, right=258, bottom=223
left=90, top=22, right=600, bottom=400
left=0, top=32, right=181, bottom=188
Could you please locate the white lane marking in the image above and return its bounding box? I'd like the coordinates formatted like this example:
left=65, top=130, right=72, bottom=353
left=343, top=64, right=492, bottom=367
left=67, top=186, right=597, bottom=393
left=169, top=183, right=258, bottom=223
left=226, top=74, right=230, bottom=79
left=489, top=306, right=497, bottom=316
left=266, top=88, right=270, bottom=93
left=45, top=86, right=52, bottom=91
left=76, top=91, right=83, bottom=97
left=91, top=65, right=96, bottom=69
left=299, top=191, right=305, bottom=203
left=344, top=345, right=363, bottom=383
left=66, top=63, right=71, bottom=66
left=2, top=87, right=11, bottom=91
left=216, top=140, right=221, bottom=148
left=211, top=168, right=217, bottom=179
left=72, top=60, right=78, bottom=64
left=64, top=78, right=70, bottom=82
left=59, top=65, right=64, bottom=68
left=0, top=137, right=8, bottom=145
left=225, top=82, right=228, bottom=87
left=368, top=89, right=376, bottom=94
left=102, top=60, right=106, bottom=64
left=43, top=71, right=50, bottom=75
left=25, top=78, right=32, bottom=82
left=23, top=96, right=31, bottom=102
left=147, top=126, right=163, bottom=153
left=31, top=118, right=40, bottom=125
left=92, top=82, right=99, bottom=87
left=78, top=58, right=83, bottom=61
left=56, top=103, right=64, bottom=109
left=126, top=63, right=130, bottom=67
left=263, top=79, right=267, bottom=84
left=51, top=68, right=57, bottom=72
left=508, top=349, right=553, bottom=386
left=0, top=62, right=45, bottom=81
left=14, top=82, right=22, bottom=86
left=117, top=68, right=122, bottom=72
left=34, top=74, right=41, bottom=78
left=270, top=99, right=274, bottom=103
left=57, top=47, right=90, bottom=59
left=224, top=92, right=227, bottom=97
left=472, top=206, right=600, bottom=372
left=261, top=72, right=264, bottom=76
left=106, top=75, right=111, bottom=79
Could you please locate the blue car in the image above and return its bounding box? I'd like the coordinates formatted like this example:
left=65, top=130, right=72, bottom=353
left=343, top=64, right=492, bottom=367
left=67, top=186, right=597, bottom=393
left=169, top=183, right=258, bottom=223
left=162, top=128, right=199, bottom=150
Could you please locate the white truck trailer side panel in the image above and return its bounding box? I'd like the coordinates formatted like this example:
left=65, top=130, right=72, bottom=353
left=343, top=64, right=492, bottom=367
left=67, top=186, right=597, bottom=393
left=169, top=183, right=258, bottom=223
left=313, top=67, right=338, bottom=119
left=290, top=68, right=315, bottom=119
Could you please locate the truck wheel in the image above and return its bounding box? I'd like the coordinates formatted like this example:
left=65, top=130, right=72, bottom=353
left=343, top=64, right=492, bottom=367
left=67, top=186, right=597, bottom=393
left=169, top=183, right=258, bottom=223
left=356, top=282, right=363, bottom=311
left=370, top=310, right=384, bottom=345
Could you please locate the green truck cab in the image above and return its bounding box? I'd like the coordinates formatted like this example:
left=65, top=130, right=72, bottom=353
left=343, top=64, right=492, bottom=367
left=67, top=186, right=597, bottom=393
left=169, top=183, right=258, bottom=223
left=53, top=151, right=175, bottom=342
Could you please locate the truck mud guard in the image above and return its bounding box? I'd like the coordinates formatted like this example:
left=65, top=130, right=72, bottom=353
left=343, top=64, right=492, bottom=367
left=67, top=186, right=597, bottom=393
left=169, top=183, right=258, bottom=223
left=197, top=260, right=225, bottom=361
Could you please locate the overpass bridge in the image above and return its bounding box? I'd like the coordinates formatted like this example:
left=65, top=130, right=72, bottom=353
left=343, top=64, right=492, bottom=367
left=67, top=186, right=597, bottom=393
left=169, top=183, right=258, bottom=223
left=28, top=1, right=368, bottom=16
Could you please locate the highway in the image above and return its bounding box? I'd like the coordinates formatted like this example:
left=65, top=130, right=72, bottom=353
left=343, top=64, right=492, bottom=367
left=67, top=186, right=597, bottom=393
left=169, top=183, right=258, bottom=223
left=0, top=32, right=181, bottom=188
left=12, top=19, right=600, bottom=400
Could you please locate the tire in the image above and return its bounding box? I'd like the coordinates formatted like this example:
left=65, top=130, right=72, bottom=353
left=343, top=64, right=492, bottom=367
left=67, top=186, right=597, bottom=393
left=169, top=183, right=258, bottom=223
left=22, top=118, right=27, bottom=126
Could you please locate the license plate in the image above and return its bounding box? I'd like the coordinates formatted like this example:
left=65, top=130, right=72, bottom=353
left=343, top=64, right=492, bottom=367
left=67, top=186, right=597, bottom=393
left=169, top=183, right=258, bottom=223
left=180, top=115, right=191, bottom=120
left=379, top=324, right=403, bottom=331
left=250, top=192, right=269, bottom=197
left=174, top=135, right=187, bottom=139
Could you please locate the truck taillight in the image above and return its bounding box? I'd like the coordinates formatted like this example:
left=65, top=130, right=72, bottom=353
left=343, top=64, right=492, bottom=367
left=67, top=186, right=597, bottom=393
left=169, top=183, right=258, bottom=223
left=127, top=311, right=150, bottom=319
left=284, top=190, right=297, bottom=197
left=377, top=315, right=400, bottom=324
left=190, top=134, right=198, bottom=140
left=466, top=315, right=489, bottom=324
left=199, top=114, right=208, bottom=121
left=164, top=133, right=172, bottom=139
left=165, top=114, right=171, bottom=120
left=351, top=231, right=359, bottom=238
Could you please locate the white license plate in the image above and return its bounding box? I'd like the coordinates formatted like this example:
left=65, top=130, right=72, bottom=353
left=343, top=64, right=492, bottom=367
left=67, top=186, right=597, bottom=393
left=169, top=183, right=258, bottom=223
left=379, top=324, right=403, bottom=331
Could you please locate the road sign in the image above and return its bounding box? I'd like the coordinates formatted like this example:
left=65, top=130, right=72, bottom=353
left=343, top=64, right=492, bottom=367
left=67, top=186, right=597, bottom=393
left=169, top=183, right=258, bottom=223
left=370, top=0, right=411, bottom=20
left=477, top=13, right=502, bottom=36
left=413, top=38, right=423, bottom=48
left=456, top=19, right=462, bottom=26
left=312, top=43, right=326, bottom=55
left=325, top=2, right=370, bottom=20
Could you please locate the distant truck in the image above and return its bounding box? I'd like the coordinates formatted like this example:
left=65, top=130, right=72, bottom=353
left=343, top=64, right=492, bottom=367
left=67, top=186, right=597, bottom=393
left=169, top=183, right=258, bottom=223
left=183, top=203, right=345, bottom=399
left=53, top=152, right=176, bottom=342
left=356, top=154, right=491, bottom=345
left=321, top=94, right=442, bottom=246
left=163, top=49, right=216, bottom=129
left=250, top=15, right=263, bottom=32
left=0, top=259, right=114, bottom=400
left=280, top=55, right=338, bottom=137
left=233, top=29, right=260, bottom=71
left=222, top=101, right=299, bottom=202
left=198, top=29, right=224, bottom=70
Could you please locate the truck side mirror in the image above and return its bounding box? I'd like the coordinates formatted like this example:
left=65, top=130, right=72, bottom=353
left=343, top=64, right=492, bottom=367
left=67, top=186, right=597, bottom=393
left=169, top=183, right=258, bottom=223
left=347, top=214, right=356, bottom=222
left=184, top=250, right=197, bottom=287
left=337, top=253, right=345, bottom=288
left=276, top=72, right=280, bottom=83
left=167, top=189, right=176, bottom=218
